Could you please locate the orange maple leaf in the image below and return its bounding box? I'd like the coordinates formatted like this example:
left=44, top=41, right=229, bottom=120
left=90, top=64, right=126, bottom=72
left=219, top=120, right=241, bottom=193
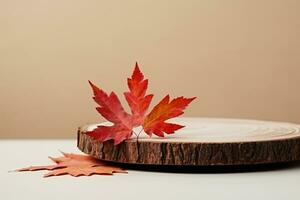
left=143, top=95, right=196, bottom=137
left=88, top=62, right=196, bottom=144
left=16, top=152, right=127, bottom=177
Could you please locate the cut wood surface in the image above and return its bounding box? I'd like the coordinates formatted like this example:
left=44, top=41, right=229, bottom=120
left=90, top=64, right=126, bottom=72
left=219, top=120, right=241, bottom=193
left=77, top=118, right=300, bottom=166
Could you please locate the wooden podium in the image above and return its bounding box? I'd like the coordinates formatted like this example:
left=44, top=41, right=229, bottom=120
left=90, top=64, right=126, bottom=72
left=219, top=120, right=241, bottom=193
left=77, top=118, right=300, bottom=166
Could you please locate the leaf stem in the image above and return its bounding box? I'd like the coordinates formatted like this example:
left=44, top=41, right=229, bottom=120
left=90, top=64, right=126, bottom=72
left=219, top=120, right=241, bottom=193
left=136, top=128, right=143, bottom=142
left=132, top=131, right=138, bottom=137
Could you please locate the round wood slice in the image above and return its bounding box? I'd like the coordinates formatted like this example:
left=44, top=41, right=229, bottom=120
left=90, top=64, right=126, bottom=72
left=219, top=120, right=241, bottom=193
left=77, top=117, right=300, bottom=166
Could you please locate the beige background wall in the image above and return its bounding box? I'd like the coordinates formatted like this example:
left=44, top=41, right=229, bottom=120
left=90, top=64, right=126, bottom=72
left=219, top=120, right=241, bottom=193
left=1, top=0, right=299, bottom=138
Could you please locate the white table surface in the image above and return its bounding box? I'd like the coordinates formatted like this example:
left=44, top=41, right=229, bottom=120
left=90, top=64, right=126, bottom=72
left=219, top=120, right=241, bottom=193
left=1, top=140, right=299, bottom=200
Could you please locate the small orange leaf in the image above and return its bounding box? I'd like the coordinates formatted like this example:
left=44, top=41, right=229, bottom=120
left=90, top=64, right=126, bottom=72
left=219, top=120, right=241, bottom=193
left=16, top=152, right=127, bottom=177
left=43, top=165, right=125, bottom=177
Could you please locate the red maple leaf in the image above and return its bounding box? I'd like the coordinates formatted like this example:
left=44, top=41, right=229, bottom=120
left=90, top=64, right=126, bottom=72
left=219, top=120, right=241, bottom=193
left=87, top=81, right=134, bottom=145
left=124, top=62, right=153, bottom=126
left=88, top=63, right=196, bottom=144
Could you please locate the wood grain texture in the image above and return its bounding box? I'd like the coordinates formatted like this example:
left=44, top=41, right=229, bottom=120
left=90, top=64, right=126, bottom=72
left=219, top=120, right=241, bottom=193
left=77, top=118, right=300, bottom=166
